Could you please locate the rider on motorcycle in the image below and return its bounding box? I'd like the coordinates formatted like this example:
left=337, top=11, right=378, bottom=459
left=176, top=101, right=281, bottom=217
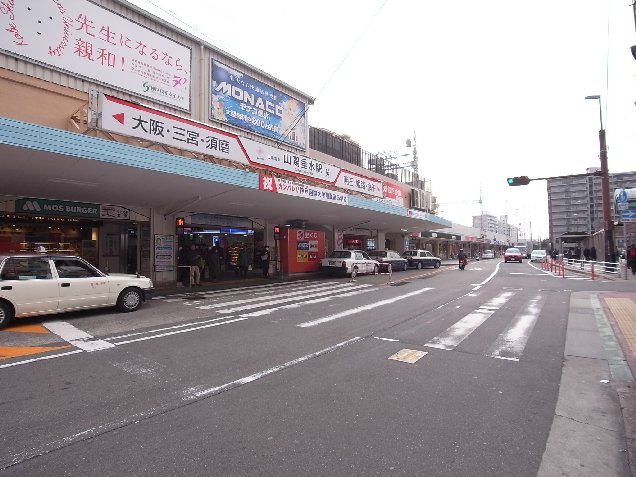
left=458, top=249, right=467, bottom=263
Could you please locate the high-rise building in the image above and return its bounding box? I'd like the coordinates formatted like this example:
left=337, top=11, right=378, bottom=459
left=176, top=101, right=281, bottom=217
left=547, top=168, right=636, bottom=248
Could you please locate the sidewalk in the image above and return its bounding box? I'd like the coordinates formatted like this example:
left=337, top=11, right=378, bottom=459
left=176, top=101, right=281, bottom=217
left=538, top=291, right=636, bottom=476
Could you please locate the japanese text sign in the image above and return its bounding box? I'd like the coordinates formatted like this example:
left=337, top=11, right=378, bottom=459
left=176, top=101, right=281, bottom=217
left=211, top=60, right=306, bottom=148
left=260, top=175, right=349, bottom=206
left=99, top=95, right=245, bottom=162
left=335, top=171, right=383, bottom=198
left=242, top=137, right=338, bottom=182
left=0, top=0, right=191, bottom=109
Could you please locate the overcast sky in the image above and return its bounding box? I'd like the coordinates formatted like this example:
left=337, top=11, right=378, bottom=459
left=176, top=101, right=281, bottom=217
left=130, top=0, right=636, bottom=241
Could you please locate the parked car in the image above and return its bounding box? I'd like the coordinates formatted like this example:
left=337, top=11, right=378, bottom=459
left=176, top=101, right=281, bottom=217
left=0, top=254, right=154, bottom=328
left=530, top=250, right=547, bottom=262
left=320, top=250, right=380, bottom=277
left=402, top=250, right=442, bottom=269
left=481, top=250, right=495, bottom=259
left=504, top=247, right=524, bottom=263
left=367, top=250, right=408, bottom=272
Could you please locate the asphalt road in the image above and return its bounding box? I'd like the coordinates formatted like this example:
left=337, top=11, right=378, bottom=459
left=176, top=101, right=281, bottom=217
left=0, top=259, right=632, bottom=476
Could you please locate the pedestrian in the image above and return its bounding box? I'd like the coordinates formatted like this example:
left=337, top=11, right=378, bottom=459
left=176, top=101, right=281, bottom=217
left=238, top=244, right=249, bottom=279
left=261, top=246, right=270, bottom=278
left=583, top=247, right=590, bottom=261
left=590, top=246, right=597, bottom=261
left=206, top=246, right=221, bottom=282
left=186, top=244, right=201, bottom=286
left=627, top=244, right=636, bottom=275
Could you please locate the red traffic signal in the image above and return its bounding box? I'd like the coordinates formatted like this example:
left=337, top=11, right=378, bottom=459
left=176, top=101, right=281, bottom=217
left=176, top=217, right=185, bottom=226
left=507, top=176, right=531, bottom=186
left=274, top=226, right=281, bottom=240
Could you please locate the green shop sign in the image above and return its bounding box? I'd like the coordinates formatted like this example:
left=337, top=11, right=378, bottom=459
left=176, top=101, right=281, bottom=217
left=16, top=198, right=101, bottom=218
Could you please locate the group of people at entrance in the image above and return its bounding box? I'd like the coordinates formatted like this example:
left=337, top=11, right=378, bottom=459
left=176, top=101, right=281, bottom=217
left=183, top=243, right=271, bottom=286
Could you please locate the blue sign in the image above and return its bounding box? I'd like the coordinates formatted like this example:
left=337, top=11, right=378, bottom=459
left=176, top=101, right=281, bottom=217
left=620, top=210, right=636, bottom=219
left=211, top=61, right=307, bottom=148
left=618, top=190, right=628, bottom=203
left=297, top=241, right=310, bottom=251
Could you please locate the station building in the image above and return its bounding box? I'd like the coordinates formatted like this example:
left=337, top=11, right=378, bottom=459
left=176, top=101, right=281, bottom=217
left=0, top=0, right=451, bottom=284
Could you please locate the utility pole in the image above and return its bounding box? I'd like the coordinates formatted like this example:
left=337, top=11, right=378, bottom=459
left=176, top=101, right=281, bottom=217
left=599, top=129, right=615, bottom=262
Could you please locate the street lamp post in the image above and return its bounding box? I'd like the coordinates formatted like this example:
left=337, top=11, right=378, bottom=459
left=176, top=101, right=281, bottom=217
left=585, top=95, right=615, bottom=263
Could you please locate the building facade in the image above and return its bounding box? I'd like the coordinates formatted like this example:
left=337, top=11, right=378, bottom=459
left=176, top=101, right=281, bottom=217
left=0, top=0, right=449, bottom=285
left=547, top=168, right=636, bottom=249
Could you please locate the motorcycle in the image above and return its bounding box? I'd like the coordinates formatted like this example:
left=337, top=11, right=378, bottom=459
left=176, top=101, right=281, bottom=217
left=459, top=259, right=467, bottom=270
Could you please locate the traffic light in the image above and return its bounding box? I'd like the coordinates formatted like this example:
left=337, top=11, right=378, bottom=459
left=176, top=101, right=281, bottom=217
left=274, top=226, right=280, bottom=241
left=507, top=176, right=531, bottom=186
left=176, top=217, right=184, bottom=234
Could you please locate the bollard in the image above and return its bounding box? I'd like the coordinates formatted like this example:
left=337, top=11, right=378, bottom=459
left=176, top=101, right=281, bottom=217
left=591, top=262, right=595, bottom=280
left=561, top=260, right=565, bottom=277
left=387, top=263, right=393, bottom=284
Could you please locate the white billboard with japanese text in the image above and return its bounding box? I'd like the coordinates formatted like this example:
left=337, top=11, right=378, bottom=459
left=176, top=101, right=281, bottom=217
left=99, top=94, right=385, bottom=199
left=0, top=0, right=191, bottom=109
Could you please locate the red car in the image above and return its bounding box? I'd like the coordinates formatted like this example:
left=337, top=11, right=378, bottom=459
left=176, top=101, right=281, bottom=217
left=504, top=247, right=523, bottom=263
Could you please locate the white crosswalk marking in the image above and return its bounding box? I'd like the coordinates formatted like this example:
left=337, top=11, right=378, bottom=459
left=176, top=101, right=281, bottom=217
left=424, top=291, right=516, bottom=350
left=195, top=282, right=370, bottom=311
left=218, top=284, right=373, bottom=314
left=485, top=295, right=546, bottom=361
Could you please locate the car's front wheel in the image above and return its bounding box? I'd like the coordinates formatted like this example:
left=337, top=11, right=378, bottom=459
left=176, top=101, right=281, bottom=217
left=416, top=262, right=422, bottom=270
left=402, top=262, right=408, bottom=271
left=373, top=265, right=379, bottom=274
left=117, top=287, right=143, bottom=312
left=0, top=301, right=14, bottom=329
left=434, top=261, right=440, bottom=269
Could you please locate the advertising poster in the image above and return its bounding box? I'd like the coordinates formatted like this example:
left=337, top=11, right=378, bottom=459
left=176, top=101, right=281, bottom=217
left=0, top=0, right=191, bottom=109
left=154, top=234, right=174, bottom=270
left=211, top=60, right=306, bottom=148
left=259, top=175, right=349, bottom=205
left=296, top=251, right=308, bottom=262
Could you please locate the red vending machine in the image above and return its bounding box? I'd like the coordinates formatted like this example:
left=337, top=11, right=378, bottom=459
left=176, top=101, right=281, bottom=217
left=279, top=229, right=326, bottom=273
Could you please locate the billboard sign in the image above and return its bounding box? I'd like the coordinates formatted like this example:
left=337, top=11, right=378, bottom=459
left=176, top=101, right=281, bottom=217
left=0, top=0, right=191, bottom=109
left=259, top=175, right=349, bottom=206
left=99, top=94, right=246, bottom=162
left=211, top=60, right=306, bottom=149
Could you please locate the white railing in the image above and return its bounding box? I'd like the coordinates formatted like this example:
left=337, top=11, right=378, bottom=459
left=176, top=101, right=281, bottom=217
left=562, top=258, right=619, bottom=277
left=542, top=258, right=620, bottom=279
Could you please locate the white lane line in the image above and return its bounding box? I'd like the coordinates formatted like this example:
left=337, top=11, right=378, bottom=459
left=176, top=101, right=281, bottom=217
left=183, top=337, right=364, bottom=399
left=217, top=284, right=373, bottom=314
left=105, top=315, right=240, bottom=341
left=43, top=321, right=115, bottom=351
left=424, top=291, right=516, bottom=350
left=486, top=295, right=546, bottom=361
left=238, top=287, right=375, bottom=317
left=113, top=317, right=247, bottom=345
left=196, top=282, right=361, bottom=310
left=471, top=260, right=503, bottom=290
left=0, top=350, right=83, bottom=369
left=298, top=287, right=433, bottom=328
left=374, top=337, right=399, bottom=342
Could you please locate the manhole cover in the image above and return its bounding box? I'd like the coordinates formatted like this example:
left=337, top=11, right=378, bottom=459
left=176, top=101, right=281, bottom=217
left=389, top=349, right=428, bottom=364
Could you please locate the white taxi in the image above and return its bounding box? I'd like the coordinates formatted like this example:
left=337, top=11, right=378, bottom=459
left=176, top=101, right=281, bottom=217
left=0, top=254, right=154, bottom=329
left=320, top=250, right=380, bottom=277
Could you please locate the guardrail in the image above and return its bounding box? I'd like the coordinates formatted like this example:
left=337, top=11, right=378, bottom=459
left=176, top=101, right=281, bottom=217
left=541, top=258, right=620, bottom=280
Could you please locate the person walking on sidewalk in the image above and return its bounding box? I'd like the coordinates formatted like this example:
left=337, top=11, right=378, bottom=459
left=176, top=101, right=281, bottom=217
left=206, top=246, right=221, bottom=282
left=627, top=244, right=636, bottom=275
left=260, top=246, right=270, bottom=278
left=187, top=244, right=201, bottom=286
left=238, top=245, right=249, bottom=279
